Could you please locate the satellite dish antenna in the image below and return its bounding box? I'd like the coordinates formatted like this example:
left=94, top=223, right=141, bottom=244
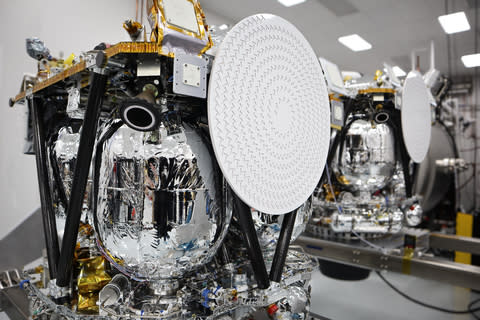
left=208, top=14, right=330, bottom=215
left=401, top=70, right=432, bottom=163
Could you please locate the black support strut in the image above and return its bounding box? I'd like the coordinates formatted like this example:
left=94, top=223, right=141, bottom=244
left=270, top=210, right=297, bottom=282
left=234, top=196, right=270, bottom=289
left=56, top=70, right=108, bottom=287
left=30, top=97, right=60, bottom=280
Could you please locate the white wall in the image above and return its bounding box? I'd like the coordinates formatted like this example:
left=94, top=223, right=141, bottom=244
left=0, top=2, right=234, bottom=240
left=0, top=0, right=135, bottom=239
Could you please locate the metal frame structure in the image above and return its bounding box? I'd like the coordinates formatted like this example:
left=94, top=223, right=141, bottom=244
left=295, top=232, right=480, bottom=291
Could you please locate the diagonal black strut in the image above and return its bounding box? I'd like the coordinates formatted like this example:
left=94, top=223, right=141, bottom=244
left=56, top=68, right=108, bottom=287
left=30, top=96, right=60, bottom=280
left=234, top=196, right=270, bottom=289
left=270, top=209, right=297, bottom=282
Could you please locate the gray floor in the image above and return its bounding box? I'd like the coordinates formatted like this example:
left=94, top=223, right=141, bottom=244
left=310, top=269, right=480, bottom=320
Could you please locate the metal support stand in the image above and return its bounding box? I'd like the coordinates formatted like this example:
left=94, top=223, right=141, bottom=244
left=429, top=232, right=480, bottom=255
left=56, top=71, right=107, bottom=287
left=270, top=210, right=297, bottom=282
left=234, top=196, right=270, bottom=289
left=295, top=233, right=480, bottom=291
left=30, top=97, right=60, bottom=280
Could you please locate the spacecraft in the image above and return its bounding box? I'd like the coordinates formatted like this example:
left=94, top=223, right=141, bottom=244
left=5, top=1, right=331, bottom=319
left=308, top=59, right=431, bottom=242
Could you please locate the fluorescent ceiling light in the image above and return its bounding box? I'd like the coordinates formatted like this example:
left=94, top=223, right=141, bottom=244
left=392, top=66, right=406, bottom=77
left=218, top=24, right=228, bottom=30
left=338, top=34, right=372, bottom=52
left=277, top=0, right=306, bottom=7
left=438, top=11, right=470, bottom=34
left=461, top=53, right=480, bottom=68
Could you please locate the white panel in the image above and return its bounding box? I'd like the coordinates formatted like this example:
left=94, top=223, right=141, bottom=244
left=319, top=57, right=347, bottom=96
left=163, top=0, right=199, bottom=34
left=183, top=63, right=201, bottom=87
left=0, top=0, right=134, bottom=240
left=401, top=71, right=432, bottom=163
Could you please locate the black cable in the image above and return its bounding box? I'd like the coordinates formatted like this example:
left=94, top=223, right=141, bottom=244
left=469, top=298, right=480, bottom=320
left=376, top=271, right=480, bottom=314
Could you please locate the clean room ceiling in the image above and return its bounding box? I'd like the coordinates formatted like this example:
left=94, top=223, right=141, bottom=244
left=201, top=0, right=479, bottom=80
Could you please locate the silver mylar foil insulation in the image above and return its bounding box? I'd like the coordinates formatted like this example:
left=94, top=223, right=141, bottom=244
left=333, top=120, right=396, bottom=191
left=52, top=126, right=80, bottom=202
left=94, top=121, right=231, bottom=280
left=252, top=197, right=312, bottom=249
left=50, top=125, right=84, bottom=243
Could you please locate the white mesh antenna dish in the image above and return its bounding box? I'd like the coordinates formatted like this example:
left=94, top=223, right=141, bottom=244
left=208, top=14, right=330, bottom=215
left=401, top=70, right=432, bottom=163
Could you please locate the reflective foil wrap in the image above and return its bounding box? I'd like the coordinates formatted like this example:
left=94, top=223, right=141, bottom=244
left=76, top=256, right=111, bottom=313
left=26, top=37, right=50, bottom=60
left=77, top=256, right=111, bottom=293
left=333, top=120, right=396, bottom=191
left=94, top=121, right=231, bottom=280
left=50, top=125, right=93, bottom=243
left=253, top=198, right=312, bottom=248
left=52, top=126, right=80, bottom=202
left=77, top=292, right=99, bottom=313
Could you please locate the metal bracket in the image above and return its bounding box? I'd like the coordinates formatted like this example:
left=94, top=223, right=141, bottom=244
left=0, top=270, right=20, bottom=289
left=330, top=99, right=344, bottom=128
left=173, top=54, right=208, bottom=98
left=85, top=52, right=97, bottom=69
left=25, top=88, right=33, bottom=99
left=85, top=51, right=107, bottom=75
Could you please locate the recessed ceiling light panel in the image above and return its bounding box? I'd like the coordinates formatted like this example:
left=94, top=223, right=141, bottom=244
left=208, top=14, right=330, bottom=214
left=278, top=0, right=306, bottom=7
left=438, top=11, right=470, bottom=34
left=461, top=53, right=480, bottom=68
left=338, top=34, right=372, bottom=52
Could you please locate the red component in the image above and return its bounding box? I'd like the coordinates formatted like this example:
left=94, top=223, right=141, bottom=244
left=409, top=205, right=415, bottom=211
left=267, top=304, right=279, bottom=315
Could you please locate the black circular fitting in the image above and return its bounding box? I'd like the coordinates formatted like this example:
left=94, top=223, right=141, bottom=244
left=374, top=112, right=390, bottom=123
left=119, top=100, right=160, bottom=132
